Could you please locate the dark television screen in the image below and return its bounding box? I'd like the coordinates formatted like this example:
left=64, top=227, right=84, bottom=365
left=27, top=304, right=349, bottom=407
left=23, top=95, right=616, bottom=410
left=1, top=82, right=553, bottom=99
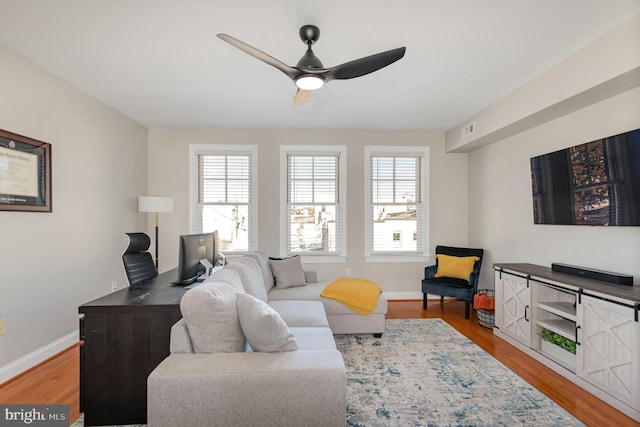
left=530, top=128, right=640, bottom=226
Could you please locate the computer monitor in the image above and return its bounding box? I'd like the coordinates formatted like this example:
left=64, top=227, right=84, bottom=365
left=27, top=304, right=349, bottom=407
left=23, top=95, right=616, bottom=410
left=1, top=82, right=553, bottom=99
left=175, top=231, right=217, bottom=285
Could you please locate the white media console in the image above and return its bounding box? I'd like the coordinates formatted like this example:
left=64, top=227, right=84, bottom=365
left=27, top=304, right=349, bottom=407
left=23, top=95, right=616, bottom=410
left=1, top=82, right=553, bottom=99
left=493, top=263, right=640, bottom=422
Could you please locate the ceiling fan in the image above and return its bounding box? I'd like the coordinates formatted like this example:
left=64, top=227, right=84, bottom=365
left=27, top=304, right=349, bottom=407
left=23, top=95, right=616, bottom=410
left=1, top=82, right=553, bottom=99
left=217, top=25, right=406, bottom=106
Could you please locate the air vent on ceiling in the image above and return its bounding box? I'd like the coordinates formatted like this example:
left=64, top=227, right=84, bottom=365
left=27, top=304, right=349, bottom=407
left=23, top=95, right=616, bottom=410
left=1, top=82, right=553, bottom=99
left=462, top=122, right=475, bottom=138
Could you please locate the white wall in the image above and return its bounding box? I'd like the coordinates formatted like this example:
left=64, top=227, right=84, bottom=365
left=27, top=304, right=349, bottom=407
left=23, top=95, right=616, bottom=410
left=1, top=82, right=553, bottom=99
left=446, top=13, right=640, bottom=153
left=469, top=86, right=640, bottom=289
left=147, top=128, right=470, bottom=296
left=0, top=43, right=148, bottom=382
left=463, top=14, right=640, bottom=290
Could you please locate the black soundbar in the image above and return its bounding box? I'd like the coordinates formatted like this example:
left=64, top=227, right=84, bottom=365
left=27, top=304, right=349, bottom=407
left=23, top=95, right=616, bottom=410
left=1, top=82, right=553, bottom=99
left=551, top=263, right=633, bottom=286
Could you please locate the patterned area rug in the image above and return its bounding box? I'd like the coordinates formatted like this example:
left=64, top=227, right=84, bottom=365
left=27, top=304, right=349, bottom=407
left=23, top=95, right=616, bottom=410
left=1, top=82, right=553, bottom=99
left=71, top=416, right=143, bottom=427
left=72, top=318, right=584, bottom=427
left=335, top=318, right=585, bottom=427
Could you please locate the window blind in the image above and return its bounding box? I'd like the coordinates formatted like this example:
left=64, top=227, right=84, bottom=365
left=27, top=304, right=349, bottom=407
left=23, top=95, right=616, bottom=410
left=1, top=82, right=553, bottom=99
left=196, top=153, right=252, bottom=252
left=369, top=155, right=422, bottom=253
left=287, top=154, right=340, bottom=254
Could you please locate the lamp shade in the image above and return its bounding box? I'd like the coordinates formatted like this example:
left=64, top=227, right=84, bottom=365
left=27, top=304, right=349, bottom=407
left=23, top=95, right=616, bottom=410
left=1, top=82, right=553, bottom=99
left=138, top=196, right=174, bottom=213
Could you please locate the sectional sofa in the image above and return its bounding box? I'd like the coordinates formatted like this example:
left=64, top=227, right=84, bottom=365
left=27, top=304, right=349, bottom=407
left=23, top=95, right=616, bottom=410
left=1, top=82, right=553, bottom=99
left=147, top=252, right=387, bottom=426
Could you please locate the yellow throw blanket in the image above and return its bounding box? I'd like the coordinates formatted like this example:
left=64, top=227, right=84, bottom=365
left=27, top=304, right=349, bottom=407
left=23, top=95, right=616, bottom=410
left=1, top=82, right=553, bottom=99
left=320, top=277, right=382, bottom=315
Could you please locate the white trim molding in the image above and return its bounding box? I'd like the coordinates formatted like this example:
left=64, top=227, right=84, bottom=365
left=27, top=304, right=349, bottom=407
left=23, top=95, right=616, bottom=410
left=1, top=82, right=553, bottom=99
left=188, top=143, right=259, bottom=251
left=384, top=291, right=424, bottom=300
left=364, top=145, right=430, bottom=260
left=279, top=145, right=347, bottom=258
left=0, top=331, right=78, bottom=384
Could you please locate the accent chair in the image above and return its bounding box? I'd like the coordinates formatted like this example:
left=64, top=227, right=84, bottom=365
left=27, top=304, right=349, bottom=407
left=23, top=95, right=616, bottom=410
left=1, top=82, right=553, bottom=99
left=422, top=245, right=484, bottom=319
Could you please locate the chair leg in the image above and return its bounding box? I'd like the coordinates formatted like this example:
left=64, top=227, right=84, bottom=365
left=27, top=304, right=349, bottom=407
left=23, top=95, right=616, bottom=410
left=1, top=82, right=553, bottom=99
left=440, top=296, right=444, bottom=303
left=465, top=301, right=470, bottom=319
left=423, top=293, right=428, bottom=309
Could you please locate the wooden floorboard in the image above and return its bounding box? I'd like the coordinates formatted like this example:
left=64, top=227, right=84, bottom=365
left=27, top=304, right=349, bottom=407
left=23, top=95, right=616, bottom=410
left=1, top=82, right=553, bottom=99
left=0, top=300, right=637, bottom=426
left=1, top=342, right=81, bottom=424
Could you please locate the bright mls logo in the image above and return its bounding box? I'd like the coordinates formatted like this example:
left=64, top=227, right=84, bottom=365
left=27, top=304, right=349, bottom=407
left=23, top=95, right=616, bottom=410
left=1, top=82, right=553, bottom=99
left=0, top=405, right=68, bottom=426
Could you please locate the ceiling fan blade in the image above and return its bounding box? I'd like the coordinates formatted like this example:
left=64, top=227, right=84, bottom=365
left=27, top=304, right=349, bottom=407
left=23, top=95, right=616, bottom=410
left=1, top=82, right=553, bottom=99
left=217, top=34, right=298, bottom=79
left=324, top=47, right=406, bottom=81
left=293, top=89, right=312, bottom=106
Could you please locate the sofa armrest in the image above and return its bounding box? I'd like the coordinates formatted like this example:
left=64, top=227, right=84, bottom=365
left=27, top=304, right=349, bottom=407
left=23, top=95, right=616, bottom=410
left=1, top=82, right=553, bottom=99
left=169, top=318, right=193, bottom=354
left=469, top=269, right=481, bottom=292
left=148, top=351, right=346, bottom=427
left=424, top=265, right=437, bottom=279
left=304, top=270, right=318, bottom=283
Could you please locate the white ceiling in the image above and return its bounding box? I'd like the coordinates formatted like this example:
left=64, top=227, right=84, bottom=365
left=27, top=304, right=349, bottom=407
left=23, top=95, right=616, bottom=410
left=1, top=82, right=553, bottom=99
left=1, top=1, right=639, bottom=130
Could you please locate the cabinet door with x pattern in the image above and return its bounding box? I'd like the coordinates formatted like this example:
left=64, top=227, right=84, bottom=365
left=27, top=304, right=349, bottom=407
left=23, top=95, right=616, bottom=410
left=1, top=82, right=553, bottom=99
left=495, top=269, right=531, bottom=346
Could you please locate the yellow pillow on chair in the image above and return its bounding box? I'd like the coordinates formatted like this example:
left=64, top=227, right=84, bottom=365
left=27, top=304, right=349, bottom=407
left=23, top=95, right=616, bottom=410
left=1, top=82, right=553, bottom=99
left=434, top=254, right=480, bottom=281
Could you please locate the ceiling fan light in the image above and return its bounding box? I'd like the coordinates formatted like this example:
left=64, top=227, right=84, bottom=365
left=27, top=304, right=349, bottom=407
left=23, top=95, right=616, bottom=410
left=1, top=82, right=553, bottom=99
left=295, top=75, right=325, bottom=90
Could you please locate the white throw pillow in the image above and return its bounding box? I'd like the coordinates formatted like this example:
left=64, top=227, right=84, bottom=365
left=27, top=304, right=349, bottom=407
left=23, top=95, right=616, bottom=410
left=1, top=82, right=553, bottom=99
left=269, top=256, right=307, bottom=289
left=225, top=257, right=269, bottom=302
left=236, top=293, right=299, bottom=352
left=179, top=284, right=245, bottom=353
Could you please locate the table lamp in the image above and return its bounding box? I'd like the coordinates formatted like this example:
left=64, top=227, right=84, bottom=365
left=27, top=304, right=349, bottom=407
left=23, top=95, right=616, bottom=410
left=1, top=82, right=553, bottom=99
left=138, top=196, right=174, bottom=269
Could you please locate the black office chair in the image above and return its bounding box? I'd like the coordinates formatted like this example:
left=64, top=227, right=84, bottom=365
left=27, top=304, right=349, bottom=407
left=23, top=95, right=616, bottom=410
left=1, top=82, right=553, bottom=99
left=422, top=245, right=484, bottom=319
left=123, top=232, right=158, bottom=286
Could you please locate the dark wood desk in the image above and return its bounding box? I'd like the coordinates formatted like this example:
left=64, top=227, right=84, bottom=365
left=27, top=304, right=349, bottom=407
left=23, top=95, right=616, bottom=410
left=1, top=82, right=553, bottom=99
left=79, top=268, right=187, bottom=426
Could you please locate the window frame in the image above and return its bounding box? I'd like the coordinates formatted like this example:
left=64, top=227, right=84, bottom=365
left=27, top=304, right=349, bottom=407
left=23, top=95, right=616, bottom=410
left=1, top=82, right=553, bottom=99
left=364, top=145, right=430, bottom=262
left=279, top=145, right=347, bottom=263
left=189, top=144, right=258, bottom=253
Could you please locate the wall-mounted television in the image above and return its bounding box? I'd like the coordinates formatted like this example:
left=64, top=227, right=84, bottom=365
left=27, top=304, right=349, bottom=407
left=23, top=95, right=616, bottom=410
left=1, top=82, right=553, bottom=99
left=530, top=128, right=640, bottom=226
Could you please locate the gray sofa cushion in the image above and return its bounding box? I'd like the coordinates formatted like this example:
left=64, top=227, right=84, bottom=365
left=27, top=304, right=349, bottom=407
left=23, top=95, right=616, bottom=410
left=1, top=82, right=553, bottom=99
left=169, top=319, right=193, bottom=354
left=180, top=284, right=246, bottom=353
left=244, top=251, right=275, bottom=293
left=269, top=255, right=307, bottom=289
left=268, top=300, right=329, bottom=328
left=236, top=293, right=299, bottom=353
left=269, top=282, right=388, bottom=316
left=199, top=268, right=244, bottom=292
left=225, top=256, right=268, bottom=302
left=289, top=327, right=337, bottom=351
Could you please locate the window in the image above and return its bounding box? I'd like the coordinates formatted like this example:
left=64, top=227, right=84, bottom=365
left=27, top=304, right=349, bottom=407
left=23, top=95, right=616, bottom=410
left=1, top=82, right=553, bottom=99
left=280, top=145, right=346, bottom=259
left=365, top=146, right=429, bottom=260
left=189, top=144, right=257, bottom=253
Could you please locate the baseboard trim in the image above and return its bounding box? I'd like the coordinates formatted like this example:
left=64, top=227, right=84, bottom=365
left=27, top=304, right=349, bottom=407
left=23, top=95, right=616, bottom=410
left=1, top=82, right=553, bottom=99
left=385, top=292, right=462, bottom=301
left=385, top=291, right=424, bottom=300
left=0, top=331, right=78, bottom=385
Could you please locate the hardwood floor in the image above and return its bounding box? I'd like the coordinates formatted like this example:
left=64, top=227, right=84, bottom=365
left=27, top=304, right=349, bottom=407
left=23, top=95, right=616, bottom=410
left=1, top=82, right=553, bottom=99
left=1, top=342, right=81, bottom=424
left=1, top=299, right=638, bottom=426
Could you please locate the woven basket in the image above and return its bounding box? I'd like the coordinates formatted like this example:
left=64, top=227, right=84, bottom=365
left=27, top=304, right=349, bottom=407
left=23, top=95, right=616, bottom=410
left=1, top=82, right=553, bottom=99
left=476, top=289, right=495, bottom=328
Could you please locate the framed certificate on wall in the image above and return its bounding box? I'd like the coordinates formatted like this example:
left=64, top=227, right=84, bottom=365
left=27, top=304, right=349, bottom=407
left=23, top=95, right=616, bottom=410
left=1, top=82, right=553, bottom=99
left=0, top=129, right=52, bottom=212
